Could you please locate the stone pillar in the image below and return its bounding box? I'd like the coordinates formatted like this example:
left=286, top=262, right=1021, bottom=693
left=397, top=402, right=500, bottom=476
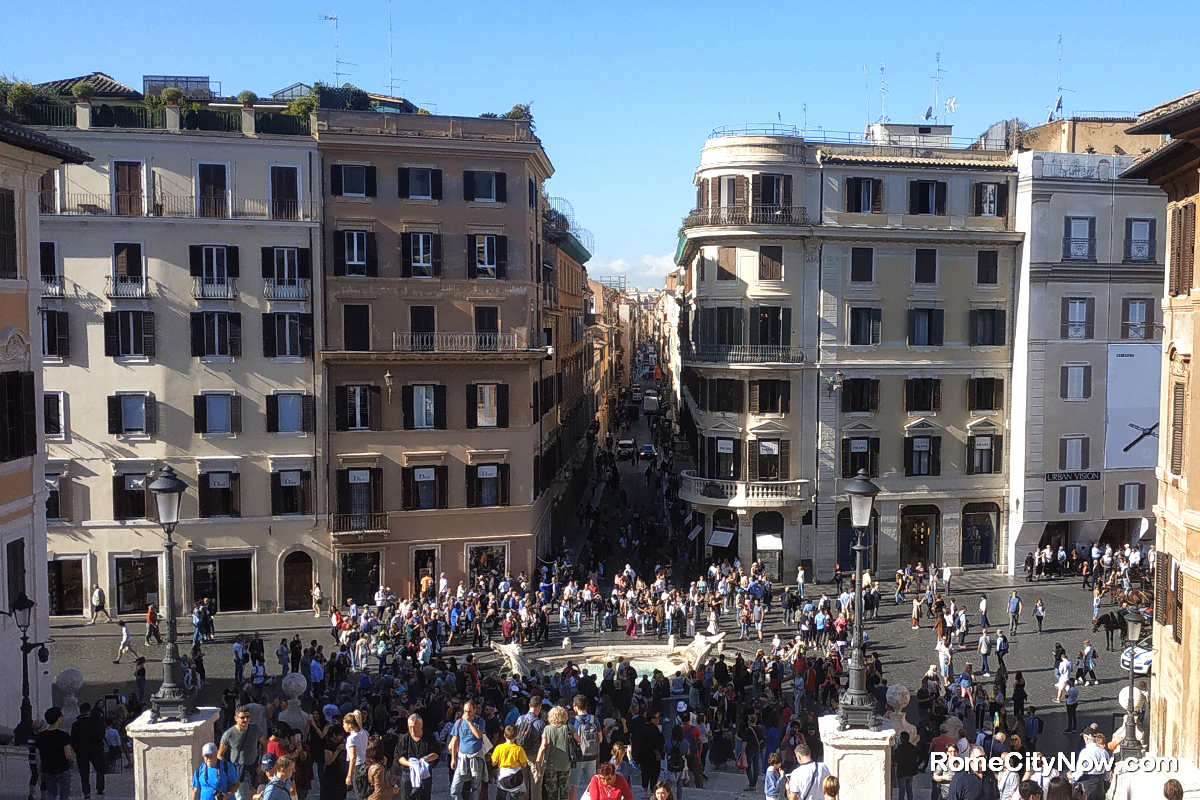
left=941, top=498, right=963, bottom=569
left=737, top=510, right=753, bottom=567
left=127, top=707, right=219, bottom=800
left=818, top=716, right=895, bottom=799
left=74, top=102, right=91, bottom=129
left=165, top=105, right=181, bottom=132
left=241, top=107, right=256, bottom=136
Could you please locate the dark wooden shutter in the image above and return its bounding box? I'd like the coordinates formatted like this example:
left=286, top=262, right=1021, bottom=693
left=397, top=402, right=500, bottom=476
left=224, top=246, right=239, bottom=277
left=332, top=231, right=346, bottom=276
left=968, top=310, right=980, bottom=346
left=748, top=440, right=759, bottom=481
left=112, top=475, right=126, bottom=519
left=335, top=470, right=350, bottom=514
left=904, top=379, right=914, bottom=411
left=497, top=384, right=509, bottom=428
left=301, top=395, right=315, bottom=432
left=433, top=385, right=447, bottom=429
left=431, top=170, right=443, bottom=200
left=369, top=467, right=383, bottom=512
left=779, top=440, right=790, bottom=479
left=103, top=312, right=119, bottom=356
left=934, top=182, right=947, bottom=215
left=931, top=436, right=941, bottom=476
left=1184, top=204, right=1197, bottom=292
left=1172, top=382, right=1186, bottom=474
left=397, top=168, right=410, bottom=198
left=868, top=438, right=880, bottom=477
left=189, top=245, right=203, bottom=277
left=994, top=310, right=1006, bottom=346
left=107, top=396, right=121, bottom=434
left=993, top=379, right=1004, bottom=410
left=466, top=465, right=479, bottom=507
left=748, top=306, right=760, bottom=346
left=466, top=235, right=478, bottom=279
left=43, top=393, right=60, bottom=436
left=908, top=182, right=919, bottom=214
left=734, top=176, right=746, bottom=206
left=334, top=386, right=349, bottom=431
left=462, top=171, right=475, bottom=201
left=498, top=463, right=511, bottom=506
left=402, top=385, right=414, bottom=430
left=841, top=439, right=852, bottom=478
left=298, top=248, right=312, bottom=279
left=229, top=395, right=242, bottom=433
left=1170, top=208, right=1182, bottom=295
left=1082, top=365, right=1092, bottom=398
left=465, top=384, right=478, bottom=429
left=867, top=380, right=878, bottom=411
left=779, top=381, right=791, bottom=413
left=297, top=313, right=313, bottom=358
left=991, top=435, right=1003, bottom=473
left=932, top=309, right=945, bottom=346
left=966, top=378, right=977, bottom=411
left=190, top=313, right=205, bottom=356
left=229, top=313, right=242, bottom=357
left=1060, top=297, right=1071, bottom=339
left=270, top=472, right=284, bottom=515
left=751, top=174, right=762, bottom=206
left=932, top=379, right=942, bottom=411
left=431, top=234, right=442, bottom=276
left=732, top=439, right=742, bottom=480
left=997, top=183, right=1009, bottom=218
left=748, top=381, right=760, bottom=413
left=780, top=307, right=792, bottom=347
left=496, top=236, right=508, bottom=279
left=436, top=466, right=448, bottom=508
left=870, top=308, right=882, bottom=344
left=365, top=233, right=378, bottom=276
left=972, top=183, right=983, bottom=216
left=262, top=314, right=277, bottom=357
left=1084, top=298, right=1095, bottom=339
left=1155, top=554, right=1170, bottom=624
left=363, top=166, right=377, bottom=197
left=141, top=312, right=156, bottom=357
left=496, top=172, right=507, bottom=203
left=193, top=395, right=207, bottom=433
left=368, top=385, right=383, bottom=430
left=400, top=233, right=412, bottom=277
left=904, top=437, right=915, bottom=477
left=401, top=467, right=415, bottom=511
left=782, top=175, right=793, bottom=207
left=966, top=436, right=976, bottom=475
left=261, top=247, right=274, bottom=279
left=871, top=179, right=883, bottom=212
left=331, top=165, right=344, bottom=196
left=266, top=394, right=279, bottom=432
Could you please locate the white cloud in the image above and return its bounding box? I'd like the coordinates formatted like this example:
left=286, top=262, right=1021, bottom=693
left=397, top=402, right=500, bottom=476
left=587, top=252, right=676, bottom=290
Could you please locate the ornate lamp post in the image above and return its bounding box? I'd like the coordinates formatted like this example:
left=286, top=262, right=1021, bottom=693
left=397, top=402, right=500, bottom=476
left=838, top=469, right=880, bottom=731
left=147, top=465, right=195, bottom=722
left=1117, top=607, right=1146, bottom=760
left=2, top=594, right=47, bottom=792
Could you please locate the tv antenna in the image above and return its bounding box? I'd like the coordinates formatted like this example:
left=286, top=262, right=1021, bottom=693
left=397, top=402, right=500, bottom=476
left=1046, top=34, right=1074, bottom=122
left=879, top=63, right=889, bottom=123
left=929, top=53, right=947, bottom=123
left=945, top=97, right=958, bottom=117
left=318, top=13, right=354, bottom=84
left=802, top=102, right=808, bottom=137
left=863, top=64, right=871, bottom=127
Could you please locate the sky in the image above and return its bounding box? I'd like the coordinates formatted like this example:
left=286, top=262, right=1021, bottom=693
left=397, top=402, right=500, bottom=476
left=5, top=0, right=1199, bottom=289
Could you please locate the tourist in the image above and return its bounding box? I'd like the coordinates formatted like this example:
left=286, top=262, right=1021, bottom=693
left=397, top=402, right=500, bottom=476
left=491, top=724, right=529, bottom=800
left=113, top=619, right=139, bottom=664
left=538, top=705, right=574, bottom=800
left=218, top=705, right=267, bottom=800
left=71, top=703, right=106, bottom=800
left=257, top=753, right=295, bottom=800
left=361, top=738, right=394, bottom=800
left=35, top=707, right=74, bottom=800
left=146, top=603, right=162, bottom=644
left=87, top=584, right=113, bottom=625
left=1034, top=598, right=1046, bottom=634
left=764, top=752, right=786, bottom=800
left=785, top=743, right=829, bottom=800
left=192, top=742, right=241, bottom=800
left=396, top=712, right=439, bottom=800
left=821, top=776, right=840, bottom=800
left=343, top=710, right=370, bottom=796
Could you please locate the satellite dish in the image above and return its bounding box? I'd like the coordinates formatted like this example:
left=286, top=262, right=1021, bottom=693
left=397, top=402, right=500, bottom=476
left=945, top=97, right=958, bottom=114
left=924, top=106, right=933, bottom=121
left=1046, top=95, right=1063, bottom=124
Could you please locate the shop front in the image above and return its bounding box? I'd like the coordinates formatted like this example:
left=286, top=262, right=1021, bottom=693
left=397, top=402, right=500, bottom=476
left=962, top=502, right=1000, bottom=568
left=899, top=505, right=940, bottom=570
left=836, top=508, right=878, bottom=573
left=753, top=511, right=784, bottom=582
left=708, top=509, right=739, bottom=566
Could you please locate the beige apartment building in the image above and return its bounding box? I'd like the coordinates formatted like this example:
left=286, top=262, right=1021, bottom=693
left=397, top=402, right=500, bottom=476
left=0, top=110, right=88, bottom=720
left=1007, top=131, right=1167, bottom=572
left=317, top=110, right=559, bottom=601
left=674, top=123, right=1021, bottom=580
left=27, top=74, right=324, bottom=616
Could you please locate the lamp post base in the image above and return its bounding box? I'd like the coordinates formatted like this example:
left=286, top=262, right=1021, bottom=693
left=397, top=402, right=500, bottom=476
left=149, top=686, right=196, bottom=723
left=127, top=707, right=218, bottom=800
left=837, top=687, right=879, bottom=731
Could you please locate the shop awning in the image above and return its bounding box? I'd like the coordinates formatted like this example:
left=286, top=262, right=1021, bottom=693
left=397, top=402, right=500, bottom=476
left=1077, top=519, right=1109, bottom=541
left=755, top=534, right=783, bottom=551
left=708, top=529, right=735, bottom=548
left=689, top=525, right=702, bottom=541
left=1137, top=517, right=1156, bottom=542
left=683, top=510, right=694, bottom=526
left=1014, top=522, right=1045, bottom=548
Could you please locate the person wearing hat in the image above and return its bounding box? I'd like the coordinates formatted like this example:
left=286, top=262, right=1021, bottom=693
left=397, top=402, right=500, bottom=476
left=192, top=742, right=240, bottom=800
left=257, top=753, right=296, bottom=800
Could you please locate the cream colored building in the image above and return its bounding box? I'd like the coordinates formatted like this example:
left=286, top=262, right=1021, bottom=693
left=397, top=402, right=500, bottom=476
left=1007, top=143, right=1167, bottom=572
left=28, top=75, right=324, bottom=616
left=0, top=110, right=89, bottom=719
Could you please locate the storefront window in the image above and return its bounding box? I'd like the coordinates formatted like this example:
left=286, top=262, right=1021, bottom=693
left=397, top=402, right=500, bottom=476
left=962, top=503, right=1000, bottom=568
left=115, top=556, right=159, bottom=615
left=468, top=544, right=507, bottom=591
left=340, top=551, right=381, bottom=607
left=47, top=559, right=84, bottom=616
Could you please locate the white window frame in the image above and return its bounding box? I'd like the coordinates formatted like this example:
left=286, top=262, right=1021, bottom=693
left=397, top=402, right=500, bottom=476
left=1063, top=484, right=1084, bottom=514
left=276, top=313, right=302, bottom=357
left=413, top=466, right=437, bottom=510
left=341, top=165, right=368, bottom=197
left=412, top=232, right=434, bottom=277
left=202, top=245, right=227, bottom=283
left=203, top=311, right=231, bottom=357
left=1122, top=482, right=1144, bottom=511
left=719, top=176, right=736, bottom=208
left=413, top=384, right=437, bottom=429
left=473, top=171, right=497, bottom=202
left=972, top=434, right=994, bottom=473
left=476, top=234, right=497, bottom=279
left=1067, top=299, right=1088, bottom=339
left=344, top=230, right=368, bottom=274
left=273, top=247, right=299, bottom=283
left=110, top=158, right=147, bottom=216
left=44, top=391, right=65, bottom=439
left=347, top=385, right=371, bottom=431
left=204, top=392, right=233, bottom=436
left=118, top=393, right=147, bottom=435
left=1065, top=365, right=1086, bottom=400
left=477, top=384, right=498, bottom=428
left=858, top=179, right=874, bottom=213
left=194, top=162, right=231, bottom=218
left=979, top=183, right=998, bottom=217
left=476, top=464, right=500, bottom=507
left=911, top=435, right=932, bottom=475
left=1127, top=299, right=1148, bottom=340
left=275, top=391, right=304, bottom=434
left=409, top=168, right=433, bottom=200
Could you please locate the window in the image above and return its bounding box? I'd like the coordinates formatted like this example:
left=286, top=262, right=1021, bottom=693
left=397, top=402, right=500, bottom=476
left=969, top=309, right=1006, bottom=346
left=1122, top=299, right=1153, bottom=340
left=103, top=310, right=155, bottom=358
left=199, top=245, right=228, bottom=283
left=340, top=165, right=369, bottom=197
left=904, top=378, right=941, bottom=412
left=110, top=242, right=145, bottom=295
left=337, top=385, right=381, bottom=432
left=751, top=439, right=788, bottom=481
left=189, top=312, right=241, bottom=358
left=977, top=251, right=998, bottom=285
left=187, top=244, right=240, bottom=296
left=336, top=468, right=382, bottom=519
left=0, top=190, right=14, bottom=279
left=343, top=230, right=369, bottom=276
left=112, top=472, right=149, bottom=520
left=1119, top=482, right=1147, bottom=511
left=107, top=393, right=156, bottom=437
left=344, top=304, right=370, bottom=351
left=263, top=312, right=313, bottom=358
left=1125, top=218, right=1156, bottom=262
left=194, top=393, right=241, bottom=436
left=38, top=172, right=57, bottom=214
left=40, top=242, right=58, bottom=286
left=841, top=379, right=879, bottom=413
left=849, top=307, right=881, bottom=345
left=967, top=378, right=1003, bottom=412
left=974, top=183, right=1008, bottom=217
left=750, top=379, right=790, bottom=414
left=850, top=248, right=873, bottom=282
left=1061, top=297, right=1094, bottom=339
left=267, top=392, right=314, bottom=434
left=1063, top=216, right=1097, bottom=260
left=45, top=474, right=62, bottom=520
left=197, top=164, right=228, bottom=217
left=758, top=246, right=783, bottom=281
left=1059, top=484, right=1086, bottom=514
left=914, top=249, right=937, bottom=283
left=467, top=384, right=509, bottom=428
left=41, top=310, right=69, bottom=358
left=757, top=174, right=784, bottom=206
left=404, top=232, right=438, bottom=278
left=717, top=247, right=737, bottom=281
left=475, top=306, right=499, bottom=350
left=467, top=463, right=510, bottom=508
left=270, top=165, right=300, bottom=220
left=1169, top=204, right=1196, bottom=296
left=399, top=167, right=441, bottom=200
left=464, top=171, right=506, bottom=202
left=1060, top=436, right=1089, bottom=470
left=749, top=306, right=790, bottom=347
left=908, top=180, right=946, bottom=215
left=263, top=246, right=312, bottom=298
left=904, top=435, right=940, bottom=477
left=968, top=434, right=1002, bottom=474
left=1171, top=381, right=1186, bottom=475
left=707, top=379, right=744, bottom=413
left=845, top=178, right=880, bottom=213
left=411, top=384, right=439, bottom=430
left=271, top=470, right=312, bottom=515
left=44, top=392, right=63, bottom=437
left=403, top=466, right=447, bottom=511
left=0, top=372, right=36, bottom=461
left=1060, top=364, right=1092, bottom=400
left=113, top=161, right=143, bottom=216
left=707, top=438, right=740, bottom=480
left=719, top=175, right=738, bottom=208
left=908, top=308, right=945, bottom=346
left=198, top=472, right=239, bottom=518
left=475, top=234, right=498, bottom=279
left=841, top=437, right=880, bottom=478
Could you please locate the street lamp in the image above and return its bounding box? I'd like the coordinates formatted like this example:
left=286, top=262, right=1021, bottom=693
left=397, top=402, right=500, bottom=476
left=1117, top=607, right=1146, bottom=759
left=2, top=593, right=47, bottom=792
left=839, top=469, right=880, bottom=731
left=147, top=465, right=194, bottom=722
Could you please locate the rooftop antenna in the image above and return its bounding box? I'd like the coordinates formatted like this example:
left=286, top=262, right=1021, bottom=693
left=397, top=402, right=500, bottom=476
left=945, top=97, right=958, bottom=117
left=929, top=52, right=947, bottom=124
left=864, top=64, right=871, bottom=127
left=388, top=0, right=393, bottom=95
left=1047, top=34, right=1074, bottom=122
left=879, top=63, right=889, bottom=123
left=318, top=13, right=353, bottom=84
left=802, top=102, right=808, bottom=137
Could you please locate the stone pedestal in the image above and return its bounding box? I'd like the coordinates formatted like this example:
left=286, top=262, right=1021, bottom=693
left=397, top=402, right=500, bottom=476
left=818, top=715, right=895, bottom=799
left=127, top=707, right=219, bottom=800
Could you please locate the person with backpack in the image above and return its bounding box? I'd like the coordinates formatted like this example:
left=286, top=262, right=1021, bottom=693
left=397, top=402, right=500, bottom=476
left=570, top=695, right=601, bottom=800
left=665, top=725, right=691, bottom=800
left=256, top=753, right=295, bottom=800
left=738, top=713, right=764, bottom=791
left=192, top=741, right=241, bottom=800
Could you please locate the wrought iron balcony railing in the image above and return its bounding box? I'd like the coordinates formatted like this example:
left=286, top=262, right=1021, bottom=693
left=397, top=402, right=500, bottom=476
left=264, top=278, right=312, bottom=301
left=681, top=343, right=805, bottom=364
left=331, top=512, right=389, bottom=533
left=105, top=275, right=149, bottom=298
left=192, top=277, right=237, bottom=299
left=392, top=331, right=524, bottom=353
left=683, top=204, right=814, bottom=228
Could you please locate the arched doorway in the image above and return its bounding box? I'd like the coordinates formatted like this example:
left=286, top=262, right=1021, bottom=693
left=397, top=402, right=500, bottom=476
left=282, top=551, right=313, bottom=611
left=837, top=508, right=878, bottom=574
left=900, top=505, right=941, bottom=570
left=752, top=512, right=784, bottom=582
left=962, top=503, right=1000, bottom=568
left=710, top=510, right=739, bottom=566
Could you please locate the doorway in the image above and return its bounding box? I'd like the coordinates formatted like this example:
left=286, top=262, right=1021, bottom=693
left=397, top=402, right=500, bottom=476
left=115, top=556, right=159, bottom=615
left=191, top=556, right=253, bottom=612
left=282, top=551, right=314, bottom=611
left=340, top=551, right=381, bottom=606
left=961, top=503, right=999, bottom=568
left=414, top=549, right=437, bottom=600
left=836, top=509, right=878, bottom=573
left=752, top=511, right=784, bottom=582
left=709, top=510, right=739, bottom=567
left=900, top=505, right=941, bottom=569
left=47, top=559, right=84, bottom=616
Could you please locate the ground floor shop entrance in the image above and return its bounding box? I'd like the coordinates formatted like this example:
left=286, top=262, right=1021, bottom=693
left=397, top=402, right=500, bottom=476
left=340, top=551, right=380, bottom=606
left=900, top=505, right=940, bottom=569
left=962, top=502, right=1000, bottom=568
left=709, top=510, right=739, bottom=566
left=836, top=508, right=878, bottom=572
left=115, top=556, right=159, bottom=615
left=414, top=548, right=437, bottom=600
left=47, top=559, right=84, bottom=616
left=753, top=511, right=784, bottom=582
left=191, top=556, right=253, bottom=612
left=282, top=551, right=314, bottom=611
left=467, top=544, right=507, bottom=592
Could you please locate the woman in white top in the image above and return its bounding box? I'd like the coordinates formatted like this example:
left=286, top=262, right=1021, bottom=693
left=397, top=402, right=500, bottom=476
left=343, top=710, right=369, bottom=789
left=1054, top=653, right=1073, bottom=701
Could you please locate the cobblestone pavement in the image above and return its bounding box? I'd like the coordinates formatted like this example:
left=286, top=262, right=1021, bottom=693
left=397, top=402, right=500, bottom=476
left=41, top=403, right=1138, bottom=798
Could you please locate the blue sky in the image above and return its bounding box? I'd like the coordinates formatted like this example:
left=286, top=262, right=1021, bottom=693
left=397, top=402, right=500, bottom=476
left=5, top=0, right=1199, bottom=288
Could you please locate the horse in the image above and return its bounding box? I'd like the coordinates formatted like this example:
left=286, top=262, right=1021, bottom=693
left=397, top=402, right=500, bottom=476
left=1092, top=610, right=1127, bottom=651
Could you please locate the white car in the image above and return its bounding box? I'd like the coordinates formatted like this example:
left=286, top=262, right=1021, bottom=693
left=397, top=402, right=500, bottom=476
left=1121, top=645, right=1152, bottom=676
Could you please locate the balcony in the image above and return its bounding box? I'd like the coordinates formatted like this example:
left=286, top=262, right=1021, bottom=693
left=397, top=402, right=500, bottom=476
left=192, top=276, right=238, bottom=299
left=105, top=275, right=149, bottom=299
left=392, top=331, right=525, bottom=353
left=678, top=470, right=810, bottom=508
left=264, top=278, right=312, bottom=301
left=1062, top=237, right=1097, bottom=261
left=1124, top=239, right=1156, bottom=263
left=331, top=512, right=389, bottom=534
left=43, top=193, right=318, bottom=221
left=681, top=343, right=805, bottom=364
left=41, top=275, right=64, bottom=297
left=683, top=204, right=815, bottom=229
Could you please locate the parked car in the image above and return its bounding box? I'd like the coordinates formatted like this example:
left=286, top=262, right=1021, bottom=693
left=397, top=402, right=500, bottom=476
left=617, top=439, right=636, bottom=459
left=1121, top=645, right=1152, bottom=676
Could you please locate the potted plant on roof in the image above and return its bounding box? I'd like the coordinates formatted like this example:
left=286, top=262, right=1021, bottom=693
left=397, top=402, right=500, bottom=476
left=237, top=90, right=258, bottom=109
left=71, top=81, right=96, bottom=104
left=161, top=87, right=184, bottom=107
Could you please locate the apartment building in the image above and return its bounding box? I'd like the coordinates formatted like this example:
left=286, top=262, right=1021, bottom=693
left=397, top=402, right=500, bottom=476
left=1123, top=90, right=1200, bottom=767
left=1007, top=136, right=1167, bottom=573
left=0, top=110, right=89, bottom=719
left=674, top=123, right=1021, bottom=580
left=28, top=74, right=323, bottom=616
left=586, top=278, right=620, bottom=442
left=317, top=110, right=557, bottom=600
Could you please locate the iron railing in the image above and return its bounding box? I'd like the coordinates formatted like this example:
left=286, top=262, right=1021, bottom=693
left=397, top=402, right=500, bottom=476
left=392, top=331, right=523, bottom=352
left=185, top=109, right=241, bottom=132
left=105, top=276, right=149, bottom=298
left=41, top=275, right=64, bottom=297
left=192, top=277, right=237, bottom=299
left=678, top=470, right=809, bottom=507
left=43, top=193, right=317, bottom=221
left=93, top=105, right=165, bottom=129
left=1062, top=237, right=1097, bottom=261
left=1124, top=239, right=1156, bottom=262
left=683, top=204, right=814, bottom=228
left=255, top=112, right=311, bottom=136
left=264, top=278, right=311, bottom=301
left=331, top=512, right=388, bottom=533
left=18, top=104, right=75, bottom=127
left=707, top=124, right=1006, bottom=150
left=681, top=343, right=805, bottom=364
